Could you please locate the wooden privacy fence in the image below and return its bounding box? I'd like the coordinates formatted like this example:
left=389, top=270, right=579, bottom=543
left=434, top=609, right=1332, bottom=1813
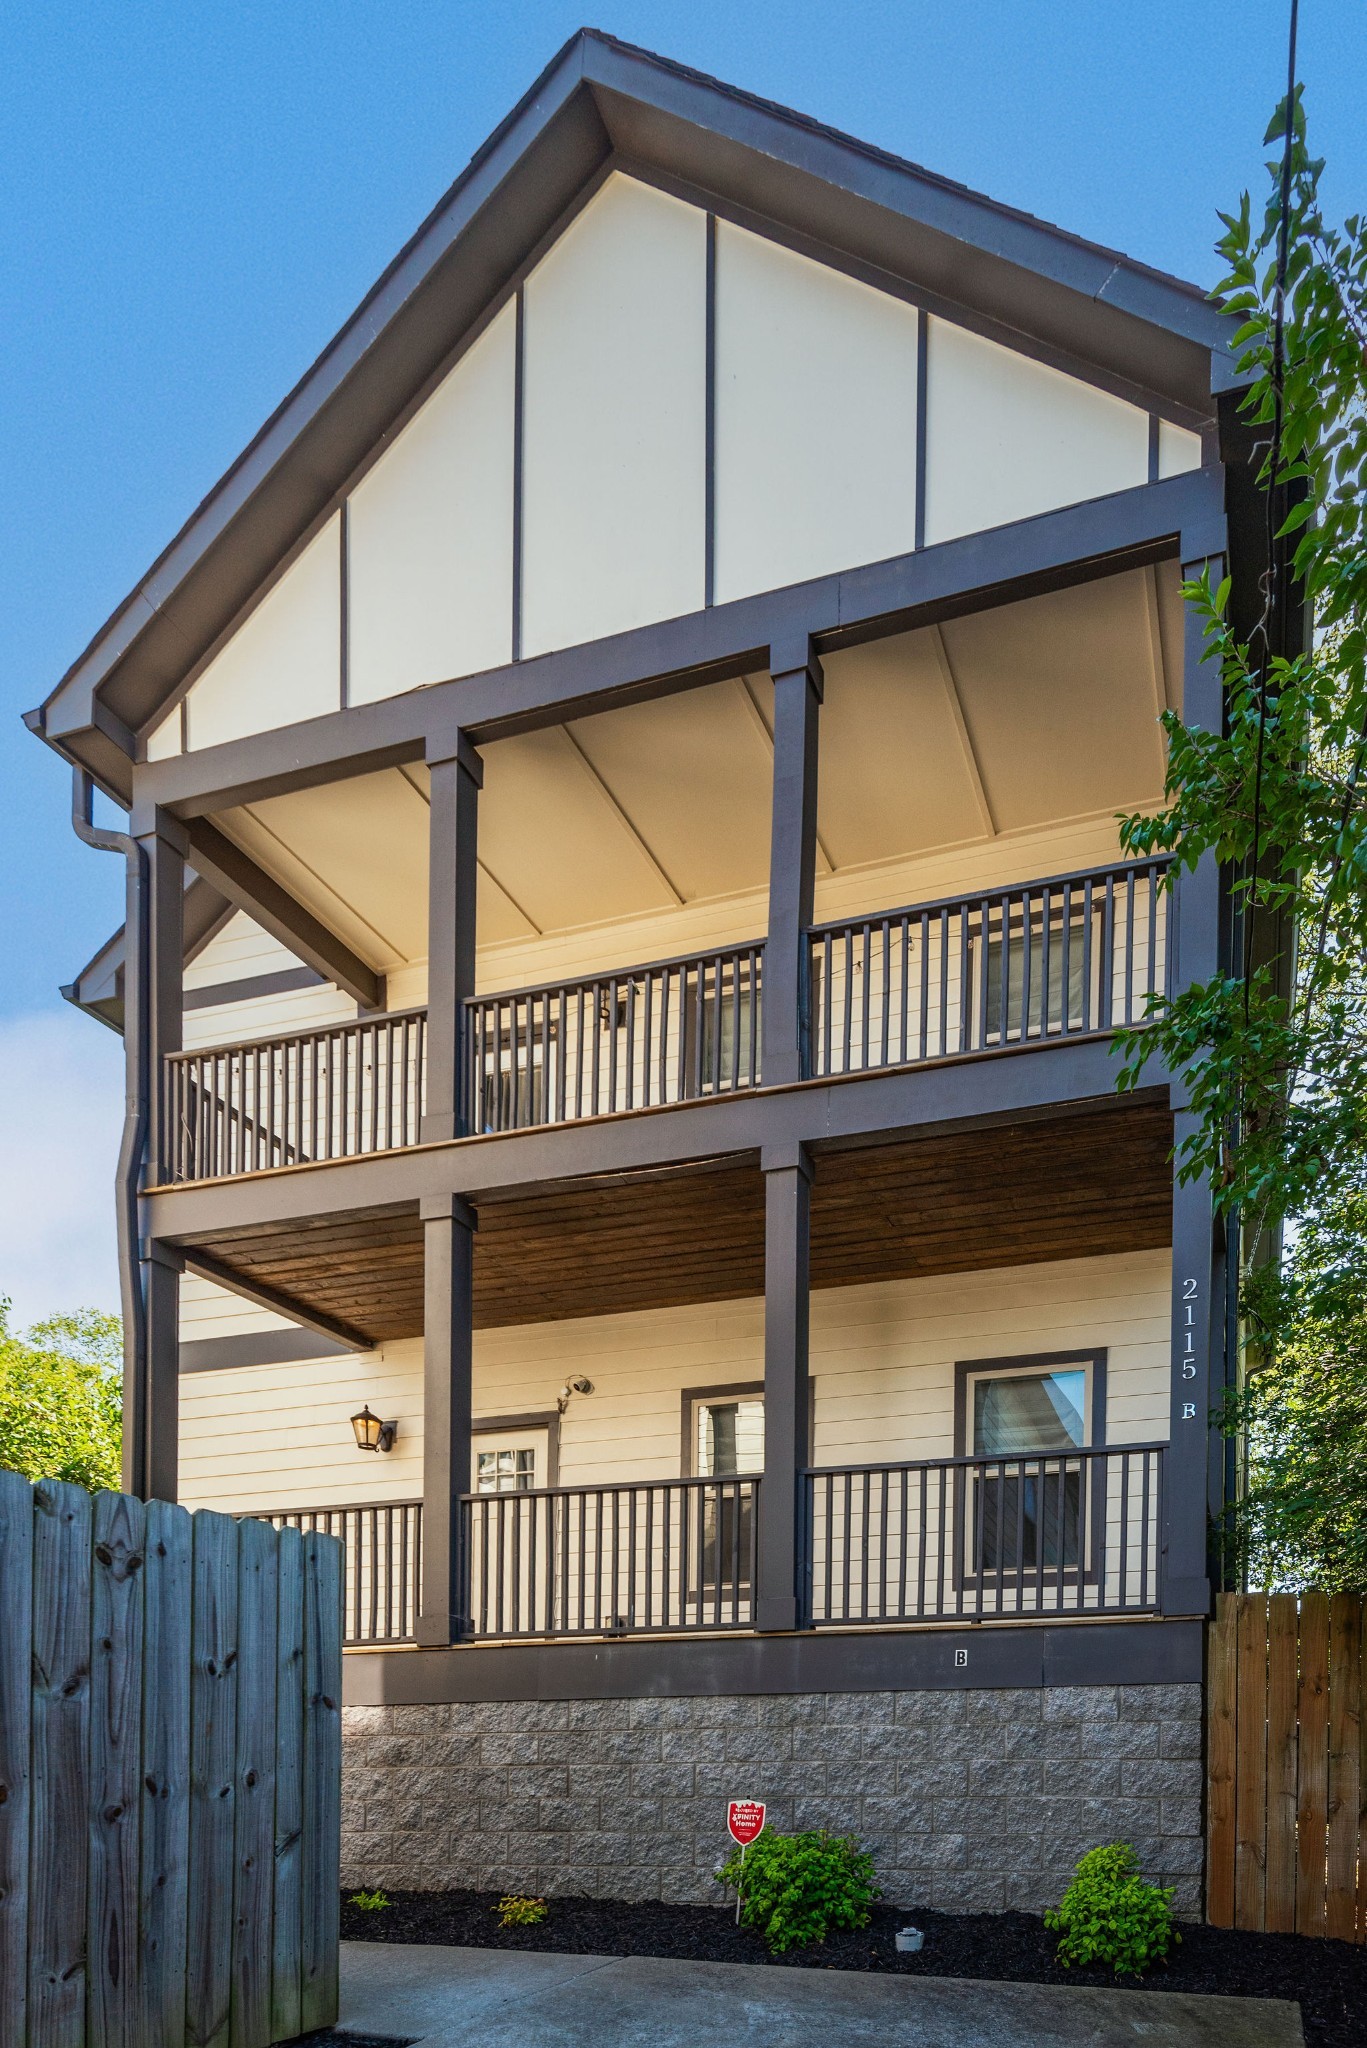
left=1208, top=1590, right=1367, bottom=1941
left=0, top=1469, right=343, bottom=2048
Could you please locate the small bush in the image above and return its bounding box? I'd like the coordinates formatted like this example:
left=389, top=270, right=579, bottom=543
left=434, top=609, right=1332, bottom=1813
left=1045, top=1843, right=1179, bottom=1976
left=715, top=1829, right=878, bottom=1953
left=348, top=1890, right=390, bottom=1911
left=496, top=1894, right=547, bottom=1927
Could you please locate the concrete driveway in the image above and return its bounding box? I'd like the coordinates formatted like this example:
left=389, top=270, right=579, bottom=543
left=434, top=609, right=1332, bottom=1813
left=338, top=1940, right=1303, bottom=2046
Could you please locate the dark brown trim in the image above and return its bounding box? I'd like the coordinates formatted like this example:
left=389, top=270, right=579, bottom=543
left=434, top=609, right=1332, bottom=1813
left=180, top=1328, right=352, bottom=1373
left=914, top=307, right=929, bottom=551
left=180, top=1245, right=374, bottom=1351
left=177, top=816, right=381, bottom=1009
left=680, top=1381, right=765, bottom=1478
left=342, top=1615, right=1205, bottom=1705
left=511, top=286, right=526, bottom=664
left=183, top=964, right=325, bottom=1013
left=704, top=210, right=717, bottom=609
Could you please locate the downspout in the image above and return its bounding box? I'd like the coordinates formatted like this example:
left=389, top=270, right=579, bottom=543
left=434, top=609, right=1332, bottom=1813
left=71, top=767, right=149, bottom=1488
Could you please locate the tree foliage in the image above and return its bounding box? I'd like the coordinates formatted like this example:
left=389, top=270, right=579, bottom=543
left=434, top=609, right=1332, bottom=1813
left=1114, top=86, right=1367, bottom=1587
left=0, top=1299, right=123, bottom=1492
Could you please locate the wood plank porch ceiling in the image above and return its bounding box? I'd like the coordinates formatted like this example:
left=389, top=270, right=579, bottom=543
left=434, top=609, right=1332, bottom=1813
left=183, top=1102, right=1173, bottom=1346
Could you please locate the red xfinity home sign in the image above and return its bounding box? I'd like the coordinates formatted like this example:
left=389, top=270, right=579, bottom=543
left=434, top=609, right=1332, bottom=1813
left=727, top=1800, right=766, bottom=1847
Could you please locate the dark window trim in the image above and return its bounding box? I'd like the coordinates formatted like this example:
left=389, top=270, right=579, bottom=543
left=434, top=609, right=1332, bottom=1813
left=681, top=1381, right=765, bottom=1478
left=952, top=1348, right=1108, bottom=1593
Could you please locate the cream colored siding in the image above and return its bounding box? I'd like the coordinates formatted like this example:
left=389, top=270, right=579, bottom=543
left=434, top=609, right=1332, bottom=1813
left=713, top=222, right=919, bottom=604
left=521, top=175, right=706, bottom=656
left=176, top=1251, right=1170, bottom=1516
left=923, top=319, right=1149, bottom=547
left=146, top=708, right=182, bottom=759
left=184, top=515, right=342, bottom=749
left=180, top=911, right=356, bottom=1051
left=347, top=301, right=516, bottom=703
left=180, top=1272, right=299, bottom=1343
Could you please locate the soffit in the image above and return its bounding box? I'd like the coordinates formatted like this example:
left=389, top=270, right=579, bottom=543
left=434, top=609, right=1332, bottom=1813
left=196, top=564, right=1171, bottom=977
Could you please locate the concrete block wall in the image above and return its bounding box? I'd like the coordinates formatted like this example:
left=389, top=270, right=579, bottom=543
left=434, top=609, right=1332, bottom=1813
left=341, top=1682, right=1203, bottom=1915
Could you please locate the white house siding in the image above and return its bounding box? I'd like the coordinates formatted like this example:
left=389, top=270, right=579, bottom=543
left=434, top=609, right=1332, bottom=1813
left=176, top=1249, right=1170, bottom=1517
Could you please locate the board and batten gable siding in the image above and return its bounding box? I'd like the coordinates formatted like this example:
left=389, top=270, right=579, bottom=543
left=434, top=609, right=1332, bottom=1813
left=176, top=1250, right=1170, bottom=1515
left=142, top=170, right=1203, bottom=761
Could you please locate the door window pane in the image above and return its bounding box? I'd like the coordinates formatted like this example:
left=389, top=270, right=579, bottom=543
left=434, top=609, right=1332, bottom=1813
left=476, top=1446, right=536, bottom=1493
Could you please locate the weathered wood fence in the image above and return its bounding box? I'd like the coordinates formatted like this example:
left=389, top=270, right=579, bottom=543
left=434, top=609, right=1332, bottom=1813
left=0, top=1469, right=343, bottom=2047
left=1208, top=1590, right=1366, bottom=1941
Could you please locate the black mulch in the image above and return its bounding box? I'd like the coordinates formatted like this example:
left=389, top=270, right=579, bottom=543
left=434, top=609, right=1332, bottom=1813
left=291, top=2035, right=415, bottom=2047
left=341, top=1889, right=1367, bottom=2048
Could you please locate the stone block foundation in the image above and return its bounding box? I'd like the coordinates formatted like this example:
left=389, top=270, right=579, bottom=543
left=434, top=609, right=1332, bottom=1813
left=341, top=1682, right=1203, bottom=1916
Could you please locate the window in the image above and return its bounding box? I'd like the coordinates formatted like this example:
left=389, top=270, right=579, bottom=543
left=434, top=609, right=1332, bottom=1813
left=977, top=910, right=1094, bottom=1043
left=958, top=1354, right=1103, bottom=1578
left=687, top=1389, right=763, bottom=1597
left=476, top=1445, right=536, bottom=1493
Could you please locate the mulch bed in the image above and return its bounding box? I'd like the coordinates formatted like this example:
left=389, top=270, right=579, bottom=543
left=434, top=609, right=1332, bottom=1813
left=341, top=1889, right=1367, bottom=2047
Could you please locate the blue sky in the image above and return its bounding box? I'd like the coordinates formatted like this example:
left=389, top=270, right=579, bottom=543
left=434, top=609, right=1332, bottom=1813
left=1, top=0, right=1364, bottom=1322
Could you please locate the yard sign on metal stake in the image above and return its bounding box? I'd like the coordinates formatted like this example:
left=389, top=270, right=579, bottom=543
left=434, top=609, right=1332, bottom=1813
left=727, top=1800, right=766, bottom=1925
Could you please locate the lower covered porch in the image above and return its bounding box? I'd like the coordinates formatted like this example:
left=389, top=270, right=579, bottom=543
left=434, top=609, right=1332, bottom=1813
left=174, top=1097, right=1179, bottom=1652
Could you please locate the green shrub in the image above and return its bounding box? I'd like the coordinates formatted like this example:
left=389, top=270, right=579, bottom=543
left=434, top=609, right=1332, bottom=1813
left=715, top=1829, right=878, bottom=1953
left=1045, top=1844, right=1179, bottom=1976
left=348, top=1890, right=390, bottom=1911
left=496, top=1894, right=547, bottom=1927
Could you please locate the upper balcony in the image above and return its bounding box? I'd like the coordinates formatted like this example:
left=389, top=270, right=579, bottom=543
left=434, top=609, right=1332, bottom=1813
left=147, top=557, right=1188, bottom=1192
left=162, top=853, right=1168, bottom=1182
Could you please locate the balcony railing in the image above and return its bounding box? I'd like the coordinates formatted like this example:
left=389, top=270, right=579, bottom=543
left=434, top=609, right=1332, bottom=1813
left=462, top=943, right=763, bottom=1135
left=159, top=859, right=1168, bottom=1180
left=802, top=1444, right=1163, bottom=1625
left=808, top=859, right=1169, bottom=1079
left=252, top=1500, right=422, bottom=1646
left=164, top=1009, right=425, bottom=1183
left=461, top=1476, right=759, bottom=1638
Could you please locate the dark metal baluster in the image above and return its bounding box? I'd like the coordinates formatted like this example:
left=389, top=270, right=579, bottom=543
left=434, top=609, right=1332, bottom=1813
left=642, top=968, right=655, bottom=1108
left=1116, top=1451, right=1130, bottom=1612
left=1034, top=1456, right=1047, bottom=1615
left=607, top=980, right=620, bottom=1115
left=1039, top=889, right=1053, bottom=1041
left=1101, top=875, right=1116, bottom=1029
left=1148, top=864, right=1161, bottom=1004
left=1081, top=878, right=1095, bottom=1032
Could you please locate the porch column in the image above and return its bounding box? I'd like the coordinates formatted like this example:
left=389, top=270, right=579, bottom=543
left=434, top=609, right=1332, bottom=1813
left=417, top=1191, right=477, bottom=1645
left=763, top=639, right=822, bottom=1087
left=126, top=807, right=185, bottom=1500
left=757, top=1140, right=813, bottom=1631
left=423, top=733, right=482, bottom=1144
left=1161, top=544, right=1226, bottom=1615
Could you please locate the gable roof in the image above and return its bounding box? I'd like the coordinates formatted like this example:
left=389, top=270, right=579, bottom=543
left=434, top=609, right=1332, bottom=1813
left=28, top=28, right=1236, bottom=804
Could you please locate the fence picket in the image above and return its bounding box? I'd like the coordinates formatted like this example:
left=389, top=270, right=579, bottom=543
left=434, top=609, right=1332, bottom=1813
left=1327, top=1595, right=1361, bottom=1943
left=0, top=1470, right=34, bottom=2045
left=87, top=1492, right=147, bottom=2048
left=1233, top=1593, right=1268, bottom=1932
left=140, top=1500, right=193, bottom=2048
left=187, top=1511, right=241, bottom=2048
left=1205, top=1593, right=1236, bottom=1928
left=1264, top=1592, right=1299, bottom=1936
left=29, top=1480, right=93, bottom=2048
left=299, top=1533, right=342, bottom=2034
left=1297, top=1590, right=1331, bottom=1938
left=271, top=1529, right=305, bottom=2045
left=232, top=1520, right=279, bottom=2048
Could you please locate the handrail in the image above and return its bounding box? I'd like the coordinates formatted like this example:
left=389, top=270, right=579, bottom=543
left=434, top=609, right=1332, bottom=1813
left=807, top=856, right=1172, bottom=938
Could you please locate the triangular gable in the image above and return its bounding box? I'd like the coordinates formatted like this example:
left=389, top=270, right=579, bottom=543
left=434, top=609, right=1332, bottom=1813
left=145, top=171, right=1202, bottom=758
left=33, top=30, right=1227, bottom=797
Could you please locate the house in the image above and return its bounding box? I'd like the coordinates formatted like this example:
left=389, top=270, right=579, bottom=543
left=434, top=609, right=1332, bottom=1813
left=29, top=32, right=1274, bottom=1915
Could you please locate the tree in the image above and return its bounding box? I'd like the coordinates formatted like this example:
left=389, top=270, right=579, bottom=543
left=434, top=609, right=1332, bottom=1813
left=0, top=1300, right=123, bottom=1491
left=1115, top=80, right=1367, bottom=1588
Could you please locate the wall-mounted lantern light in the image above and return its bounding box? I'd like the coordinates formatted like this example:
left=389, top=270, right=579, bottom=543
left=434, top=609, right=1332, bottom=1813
left=557, top=1375, right=594, bottom=1416
left=351, top=1404, right=398, bottom=1453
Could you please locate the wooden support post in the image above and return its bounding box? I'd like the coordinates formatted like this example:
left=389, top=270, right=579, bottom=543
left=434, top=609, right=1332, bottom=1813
left=763, top=640, right=821, bottom=1088
left=137, top=1242, right=182, bottom=1506
left=1162, top=547, right=1225, bottom=1616
left=756, top=1141, right=812, bottom=1632
left=133, top=807, right=186, bottom=1184
left=423, top=735, right=482, bottom=1144
left=417, top=1192, right=477, bottom=1645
